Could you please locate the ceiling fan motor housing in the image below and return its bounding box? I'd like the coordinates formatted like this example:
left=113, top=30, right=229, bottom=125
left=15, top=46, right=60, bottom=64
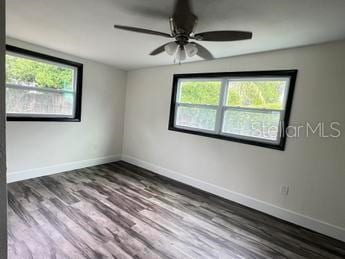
left=171, top=14, right=197, bottom=36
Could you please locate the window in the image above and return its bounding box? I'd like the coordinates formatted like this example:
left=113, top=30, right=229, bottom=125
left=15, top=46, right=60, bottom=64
left=169, top=71, right=297, bottom=150
left=5, top=45, right=83, bottom=121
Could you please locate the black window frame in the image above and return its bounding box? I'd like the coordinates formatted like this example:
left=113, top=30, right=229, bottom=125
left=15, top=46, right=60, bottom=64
left=5, top=45, right=83, bottom=122
left=168, top=70, right=298, bottom=151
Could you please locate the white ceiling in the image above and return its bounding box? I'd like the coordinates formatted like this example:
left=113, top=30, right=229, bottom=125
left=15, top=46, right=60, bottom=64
left=6, top=0, right=345, bottom=70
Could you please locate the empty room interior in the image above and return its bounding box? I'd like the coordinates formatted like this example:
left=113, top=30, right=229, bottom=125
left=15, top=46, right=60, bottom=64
left=1, top=0, right=345, bottom=258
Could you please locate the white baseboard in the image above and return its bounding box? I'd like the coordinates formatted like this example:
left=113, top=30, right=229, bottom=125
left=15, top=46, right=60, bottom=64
left=122, top=154, right=345, bottom=242
left=7, top=154, right=121, bottom=183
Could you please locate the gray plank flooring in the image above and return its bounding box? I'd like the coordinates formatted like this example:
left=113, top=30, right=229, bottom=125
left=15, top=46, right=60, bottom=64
left=7, top=161, right=345, bottom=258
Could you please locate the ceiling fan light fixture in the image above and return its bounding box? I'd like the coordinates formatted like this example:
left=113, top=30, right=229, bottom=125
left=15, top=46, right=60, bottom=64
left=164, top=42, right=178, bottom=56
left=175, top=45, right=186, bottom=64
left=184, top=42, right=198, bottom=57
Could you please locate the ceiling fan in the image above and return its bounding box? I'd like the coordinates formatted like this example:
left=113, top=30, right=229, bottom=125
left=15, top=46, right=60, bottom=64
left=114, top=0, right=253, bottom=63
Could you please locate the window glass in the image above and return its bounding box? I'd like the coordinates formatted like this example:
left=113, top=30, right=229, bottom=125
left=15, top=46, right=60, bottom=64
left=6, top=54, right=75, bottom=90
left=5, top=46, right=82, bottom=121
left=176, top=106, right=217, bottom=131
left=6, top=87, right=74, bottom=116
left=169, top=71, right=297, bottom=150
left=226, top=80, right=287, bottom=110
left=178, top=80, right=222, bottom=105
left=222, top=109, right=281, bottom=141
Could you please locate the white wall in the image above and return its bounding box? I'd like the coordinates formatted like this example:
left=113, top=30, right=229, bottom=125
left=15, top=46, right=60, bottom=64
left=123, top=40, right=345, bottom=241
left=0, top=0, right=8, bottom=257
left=6, top=38, right=127, bottom=182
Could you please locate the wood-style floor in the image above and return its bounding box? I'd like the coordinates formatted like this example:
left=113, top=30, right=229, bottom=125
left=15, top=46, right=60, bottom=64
left=8, top=161, right=345, bottom=259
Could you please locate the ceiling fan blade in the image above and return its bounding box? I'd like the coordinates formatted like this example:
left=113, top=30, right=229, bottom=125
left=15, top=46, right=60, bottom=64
left=193, top=42, right=214, bottom=60
left=114, top=25, right=172, bottom=38
left=150, top=43, right=170, bottom=56
left=194, top=31, right=253, bottom=42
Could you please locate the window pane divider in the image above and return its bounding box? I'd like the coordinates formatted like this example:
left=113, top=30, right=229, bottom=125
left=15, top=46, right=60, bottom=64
left=176, top=103, right=219, bottom=110
left=224, top=106, right=283, bottom=113
left=215, top=79, right=228, bottom=134
left=6, top=83, right=75, bottom=94
left=7, top=113, right=74, bottom=118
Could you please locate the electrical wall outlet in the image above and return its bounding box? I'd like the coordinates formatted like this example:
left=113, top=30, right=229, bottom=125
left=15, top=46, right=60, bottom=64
left=280, top=185, right=289, bottom=196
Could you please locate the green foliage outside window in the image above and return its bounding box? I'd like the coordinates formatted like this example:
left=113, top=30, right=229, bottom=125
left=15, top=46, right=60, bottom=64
left=179, top=81, right=221, bottom=105
left=227, top=81, right=285, bottom=110
left=6, top=55, right=74, bottom=90
left=179, top=80, right=285, bottom=110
